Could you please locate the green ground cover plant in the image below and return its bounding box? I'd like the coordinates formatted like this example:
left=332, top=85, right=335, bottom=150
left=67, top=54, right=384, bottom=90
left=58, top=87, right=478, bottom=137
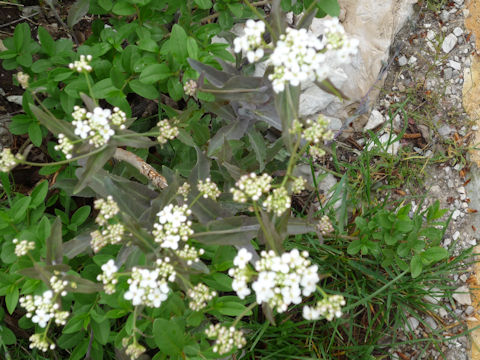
left=0, top=0, right=473, bottom=359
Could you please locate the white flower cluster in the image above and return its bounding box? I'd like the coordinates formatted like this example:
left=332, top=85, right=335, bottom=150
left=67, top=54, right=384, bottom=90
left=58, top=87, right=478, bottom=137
left=303, top=294, right=346, bottom=321
left=97, top=259, right=118, bottom=294
left=183, top=79, right=197, bottom=97
left=157, top=119, right=179, bottom=145
left=318, top=215, right=334, bottom=235
left=54, top=134, right=74, bottom=159
left=69, top=54, right=92, bottom=72
left=175, top=244, right=205, bottom=265
left=205, top=324, right=246, bottom=355
left=124, top=267, right=171, bottom=307
left=49, top=275, right=68, bottom=297
left=322, top=18, right=359, bottom=63
left=177, top=182, right=191, bottom=200
left=230, top=173, right=273, bottom=203
left=122, top=338, right=146, bottom=360
left=229, top=248, right=320, bottom=313
left=187, top=283, right=217, bottom=311
left=91, top=223, right=125, bottom=253
left=291, top=176, right=307, bottom=194
left=17, top=71, right=29, bottom=89
left=13, top=238, right=35, bottom=256
left=263, top=187, right=291, bottom=216
left=302, top=115, right=333, bottom=160
left=303, top=116, right=333, bottom=144
left=72, top=106, right=126, bottom=148
left=268, top=28, right=326, bottom=93
left=197, top=178, right=221, bottom=200
left=153, top=204, right=193, bottom=250
left=90, top=196, right=125, bottom=252
left=233, top=20, right=265, bottom=63
left=94, top=196, right=120, bottom=225
left=0, top=148, right=22, bottom=173
left=20, top=288, right=69, bottom=328
left=228, top=248, right=253, bottom=299
left=29, top=333, right=54, bottom=352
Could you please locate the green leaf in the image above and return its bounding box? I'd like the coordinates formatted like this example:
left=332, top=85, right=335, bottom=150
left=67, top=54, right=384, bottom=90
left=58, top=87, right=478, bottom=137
left=139, top=63, right=171, bottom=84
left=137, top=38, right=159, bottom=52
left=91, top=319, right=110, bottom=345
left=31, top=180, right=49, bottom=207
left=0, top=326, right=16, bottom=345
left=317, top=0, right=340, bottom=17
left=71, top=205, right=91, bottom=226
left=129, top=79, right=159, bottom=100
left=11, top=196, right=31, bottom=223
left=170, top=24, right=188, bottom=61
left=6, top=286, right=19, bottom=314
left=98, top=0, right=113, bottom=10
left=28, top=122, right=43, bottom=146
left=1, top=242, right=16, bottom=264
left=37, top=216, right=51, bottom=241
left=14, top=23, right=30, bottom=52
left=112, top=1, right=136, bottom=15
left=46, top=217, right=63, bottom=266
left=92, top=78, right=119, bottom=98
left=186, top=37, right=199, bottom=59
left=9, top=114, right=33, bottom=135
left=153, top=319, right=185, bottom=356
left=67, top=0, right=90, bottom=27
left=423, top=246, right=448, bottom=264
left=194, top=0, right=212, bottom=9
left=215, top=301, right=252, bottom=316
left=410, top=254, right=422, bottom=278
left=38, top=27, right=56, bottom=56
left=167, top=77, right=184, bottom=101
left=347, top=239, right=361, bottom=255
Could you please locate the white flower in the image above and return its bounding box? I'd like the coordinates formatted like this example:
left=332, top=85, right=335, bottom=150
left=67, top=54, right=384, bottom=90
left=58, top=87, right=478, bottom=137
left=13, top=238, right=35, bottom=256
left=157, top=119, right=179, bottom=145
left=187, top=283, right=217, bottom=311
left=0, top=148, right=22, bottom=173
left=233, top=248, right=253, bottom=268
left=233, top=20, right=265, bottom=63
left=153, top=204, right=193, bottom=249
left=205, top=324, right=246, bottom=355
left=97, top=259, right=119, bottom=294
left=303, top=294, right=346, bottom=321
left=230, top=173, right=273, bottom=203
left=124, top=262, right=175, bottom=308
left=263, top=187, right=291, bottom=216
left=197, top=178, right=221, bottom=200
left=69, top=54, right=93, bottom=72
left=54, top=134, right=74, bottom=159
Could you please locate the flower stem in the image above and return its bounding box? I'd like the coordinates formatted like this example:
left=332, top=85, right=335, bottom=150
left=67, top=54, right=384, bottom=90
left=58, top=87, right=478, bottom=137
left=18, top=145, right=107, bottom=167
left=253, top=202, right=278, bottom=254
left=232, top=301, right=257, bottom=327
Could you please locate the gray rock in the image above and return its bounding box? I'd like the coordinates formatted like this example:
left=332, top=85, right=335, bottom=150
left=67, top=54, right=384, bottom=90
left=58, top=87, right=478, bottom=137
left=364, top=109, right=385, bottom=130
left=405, top=317, right=419, bottom=331
left=453, top=27, right=464, bottom=36
left=6, top=95, right=23, bottom=106
left=452, top=285, right=472, bottom=305
left=448, top=60, right=462, bottom=71
left=317, top=173, right=337, bottom=195
left=465, top=306, right=475, bottom=316
left=443, top=68, right=453, bottom=80
left=424, top=316, right=437, bottom=332
left=398, top=55, right=408, bottom=66
left=440, top=10, right=450, bottom=22
left=445, top=349, right=467, bottom=360
left=423, top=287, right=443, bottom=304
left=438, top=124, right=455, bottom=137
left=442, top=33, right=458, bottom=53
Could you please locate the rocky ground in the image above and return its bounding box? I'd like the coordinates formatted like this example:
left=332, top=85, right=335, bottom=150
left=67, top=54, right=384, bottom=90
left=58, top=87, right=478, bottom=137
left=357, top=0, right=479, bottom=358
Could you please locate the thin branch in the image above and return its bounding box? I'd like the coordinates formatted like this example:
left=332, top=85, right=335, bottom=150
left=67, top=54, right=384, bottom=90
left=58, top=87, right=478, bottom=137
left=114, top=148, right=168, bottom=189
left=0, top=12, right=39, bottom=28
